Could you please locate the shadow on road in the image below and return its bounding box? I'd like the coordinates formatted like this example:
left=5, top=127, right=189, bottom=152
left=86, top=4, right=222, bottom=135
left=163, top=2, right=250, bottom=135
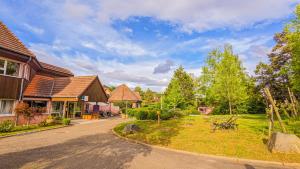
left=0, top=132, right=152, bottom=169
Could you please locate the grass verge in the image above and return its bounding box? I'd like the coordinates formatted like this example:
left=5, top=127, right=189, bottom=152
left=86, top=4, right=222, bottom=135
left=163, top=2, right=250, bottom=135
left=114, top=114, right=300, bottom=163
left=0, top=124, right=65, bottom=137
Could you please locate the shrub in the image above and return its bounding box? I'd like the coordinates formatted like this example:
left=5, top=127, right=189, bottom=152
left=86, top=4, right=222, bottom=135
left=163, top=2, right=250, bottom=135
left=147, top=110, right=158, bottom=120
left=38, top=120, right=48, bottom=127
left=62, top=118, right=71, bottom=125
left=0, top=120, right=14, bottom=132
left=182, top=109, right=200, bottom=116
left=135, top=109, right=148, bottom=120
left=127, top=109, right=137, bottom=117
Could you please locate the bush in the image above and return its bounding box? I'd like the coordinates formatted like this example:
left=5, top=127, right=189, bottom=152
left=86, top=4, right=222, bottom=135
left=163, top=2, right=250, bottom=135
left=62, top=118, right=71, bottom=125
left=135, top=109, right=148, bottom=120
left=127, top=109, right=137, bottom=117
left=38, top=120, right=48, bottom=127
left=0, top=120, right=14, bottom=132
left=182, top=109, right=200, bottom=115
left=147, top=110, right=158, bottom=120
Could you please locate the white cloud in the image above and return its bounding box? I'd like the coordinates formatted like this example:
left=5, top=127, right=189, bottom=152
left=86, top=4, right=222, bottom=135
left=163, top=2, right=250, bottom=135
left=97, top=0, right=299, bottom=32
left=23, top=23, right=44, bottom=35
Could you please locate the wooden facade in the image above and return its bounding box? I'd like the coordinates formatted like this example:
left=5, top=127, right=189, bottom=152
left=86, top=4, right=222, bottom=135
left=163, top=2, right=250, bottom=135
left=0, top=75, right=22, bottom=99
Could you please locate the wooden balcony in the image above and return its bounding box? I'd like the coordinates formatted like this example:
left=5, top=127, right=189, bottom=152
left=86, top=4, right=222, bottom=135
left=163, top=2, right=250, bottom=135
left=0, top=75, right=22, bottom=99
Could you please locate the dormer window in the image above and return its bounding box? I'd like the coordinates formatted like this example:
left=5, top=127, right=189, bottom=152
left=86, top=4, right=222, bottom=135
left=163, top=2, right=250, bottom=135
left=0, top=58, right=20, bottom=77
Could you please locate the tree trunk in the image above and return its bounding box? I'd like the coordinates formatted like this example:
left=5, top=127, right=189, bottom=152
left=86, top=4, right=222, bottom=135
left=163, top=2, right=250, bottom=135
left=229, top=101, right=232, bottom=115
left=264, top=88, right=287, bottom=133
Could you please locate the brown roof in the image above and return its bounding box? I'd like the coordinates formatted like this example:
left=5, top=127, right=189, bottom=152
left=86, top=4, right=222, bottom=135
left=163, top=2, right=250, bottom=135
left=134, top=92, right=142, bottom=100
left=23, top=75, right=54, bottom=97
left=52, top=76, right=96, bottom=97
left=40, top=62, right=74, bottom=77
left=0, top=21, right=35, bottom=57
left=109, top=84, right=141, bottom=102
left=24, top=75, right=98, bottom=98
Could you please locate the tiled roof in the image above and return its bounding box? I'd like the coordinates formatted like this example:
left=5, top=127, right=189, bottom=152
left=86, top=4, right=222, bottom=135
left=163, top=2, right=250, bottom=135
left=40, top=62, right=74, bottom=77
left=109, top=84, right=141, bottom=102
left=24, top=75, right=97, bottom=98
left=52, top=76, right=96, bottom=97
left=0, top=21, right=35, bottom=57
left=23, top=75, right=54, bottom=97
left=134, top=92, right=142, bottom=101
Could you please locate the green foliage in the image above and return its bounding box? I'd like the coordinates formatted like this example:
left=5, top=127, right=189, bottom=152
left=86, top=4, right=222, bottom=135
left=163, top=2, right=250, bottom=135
left=127, top=107, right=178, bottom=120
left=255, top=32, right=292, bottom=101
left=135, top=109, right=148, bottom=120
left=0, top=120, right=14, bottom=132
left=198, top=45, right=250, bottom=114
left=62, top=118, right=71, bottom=125
left=38, top=120, right=48, bottom=127
left=147, top=111, right=158, bottom=120
left=286, top=4, right=300, bottom=95
left=181, top=107, right=200, bottom=115
left=164, top=66, right=195, bottom=109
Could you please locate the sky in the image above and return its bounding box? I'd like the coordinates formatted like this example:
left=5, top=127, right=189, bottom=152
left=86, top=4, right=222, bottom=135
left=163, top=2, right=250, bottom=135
left=0, top=0, right=299, bottom=91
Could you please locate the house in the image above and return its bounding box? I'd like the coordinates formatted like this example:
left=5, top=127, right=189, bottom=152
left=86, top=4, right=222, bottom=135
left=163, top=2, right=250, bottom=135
left=108, top=84, right=142, bottom=108
left=0, top=21, right=108, bottom=124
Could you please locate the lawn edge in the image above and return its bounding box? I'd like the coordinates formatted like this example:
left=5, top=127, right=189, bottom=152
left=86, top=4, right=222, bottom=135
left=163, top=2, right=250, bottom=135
left=112, top=128, right=300, bottom=168
left=0, top=125, right=70, bottom=139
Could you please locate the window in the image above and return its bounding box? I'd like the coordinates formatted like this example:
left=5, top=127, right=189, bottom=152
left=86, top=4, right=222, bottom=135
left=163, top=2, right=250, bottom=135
left=0, top=100, right=15, bottom=115
left=0, top=58, right=20, bottom=77
left=0, top=59, right=4, bottom=74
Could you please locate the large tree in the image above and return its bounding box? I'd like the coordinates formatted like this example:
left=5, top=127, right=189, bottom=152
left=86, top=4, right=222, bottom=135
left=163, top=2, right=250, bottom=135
left=164, top=66, right=195, bottom=109
left=255, top=4, right=300, bottom=99
left=255, top=32, right=292, bottom=101
left=199, top=45, right=249, bottom=114
left=286, top=4, right=300, bottom=95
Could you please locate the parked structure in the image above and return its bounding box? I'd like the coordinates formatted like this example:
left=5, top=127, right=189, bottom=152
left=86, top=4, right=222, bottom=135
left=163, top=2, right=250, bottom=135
left=0, top=21, right=107, bottom=124
left=109, top=84, right=142, bottom=109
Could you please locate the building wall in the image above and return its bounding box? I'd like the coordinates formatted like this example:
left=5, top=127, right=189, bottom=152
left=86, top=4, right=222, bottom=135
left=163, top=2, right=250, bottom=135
left=0, top=114, right=49, bottom=125
left=0, top=76, right=22, bottom=99
left=82, top=78, right=108, bottom=103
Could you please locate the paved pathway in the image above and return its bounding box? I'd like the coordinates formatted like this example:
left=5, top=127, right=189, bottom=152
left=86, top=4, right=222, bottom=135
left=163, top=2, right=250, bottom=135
left=0, top=117, right=297, bottom=169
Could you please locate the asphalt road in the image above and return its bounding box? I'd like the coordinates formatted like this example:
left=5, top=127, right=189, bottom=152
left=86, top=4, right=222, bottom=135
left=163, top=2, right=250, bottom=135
left=0, top=117, right=297, bottom=169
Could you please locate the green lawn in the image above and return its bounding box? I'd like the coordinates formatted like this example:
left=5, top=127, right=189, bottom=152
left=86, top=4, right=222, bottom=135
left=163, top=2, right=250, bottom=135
left=114, top=114, right=300, bottom=163
left=0, top=124, right=65, bottom=137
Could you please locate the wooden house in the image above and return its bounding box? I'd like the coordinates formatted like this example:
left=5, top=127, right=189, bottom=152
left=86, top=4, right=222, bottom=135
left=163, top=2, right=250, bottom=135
left=0, top=21, right=107, bottom=124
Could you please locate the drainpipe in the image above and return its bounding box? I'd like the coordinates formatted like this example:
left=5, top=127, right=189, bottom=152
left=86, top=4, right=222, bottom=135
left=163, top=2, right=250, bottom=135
left=19, top=56, right=32, bottom=101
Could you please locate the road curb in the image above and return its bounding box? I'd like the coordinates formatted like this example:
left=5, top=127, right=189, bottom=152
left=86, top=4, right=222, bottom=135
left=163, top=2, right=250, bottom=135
left=112, top=128, right=300, bottom=168
left=0, top=125, right=70, bottom=139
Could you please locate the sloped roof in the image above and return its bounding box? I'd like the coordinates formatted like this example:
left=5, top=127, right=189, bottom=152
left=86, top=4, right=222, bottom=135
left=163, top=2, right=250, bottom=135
left=0, top=21, right=35, bottom=57
left=109, top=84, right=141, bottom=102
left=40, top=62, right=74, bottom=77
left=52, top=76, right=96, bottom=97
left=23, top=75, right=54, bottom=97
left=24, top=75, right=98, bottom=98
left=134, top=92, right=142, bottom=101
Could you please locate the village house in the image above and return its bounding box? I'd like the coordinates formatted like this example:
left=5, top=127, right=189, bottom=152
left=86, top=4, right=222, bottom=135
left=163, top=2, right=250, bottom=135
left=0, top=21, right=108, bottom=124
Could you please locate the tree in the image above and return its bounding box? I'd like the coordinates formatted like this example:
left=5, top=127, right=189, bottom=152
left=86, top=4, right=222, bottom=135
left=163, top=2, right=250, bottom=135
left=134, top=86, right=144, bottom=98
left=198, top=45, right=249, bottom=114
left=14, top=102, right=34, bottom=126
left=164, top=66, right=195, bottom=109
left=255, top=4, right=300, bottom=99
left=143, top=88, right=157, bottom=105
left=255, top=32, right=292, bottom=101
left=286, top=4, right=300, bottom=95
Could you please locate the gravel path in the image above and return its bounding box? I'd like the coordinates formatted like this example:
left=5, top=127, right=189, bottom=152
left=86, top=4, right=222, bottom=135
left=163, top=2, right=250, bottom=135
left=0, top=117, right=297, bottom=169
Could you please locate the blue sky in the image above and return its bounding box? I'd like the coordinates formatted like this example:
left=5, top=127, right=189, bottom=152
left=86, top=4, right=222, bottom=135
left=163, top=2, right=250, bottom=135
left=0, top=0, right=299, bottom=91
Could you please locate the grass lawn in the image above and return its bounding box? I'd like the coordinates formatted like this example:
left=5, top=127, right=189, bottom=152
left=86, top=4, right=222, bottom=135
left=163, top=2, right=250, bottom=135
left=114, top=114, right=300, bottom=163
left=0, top=124, right=65, bottom=137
